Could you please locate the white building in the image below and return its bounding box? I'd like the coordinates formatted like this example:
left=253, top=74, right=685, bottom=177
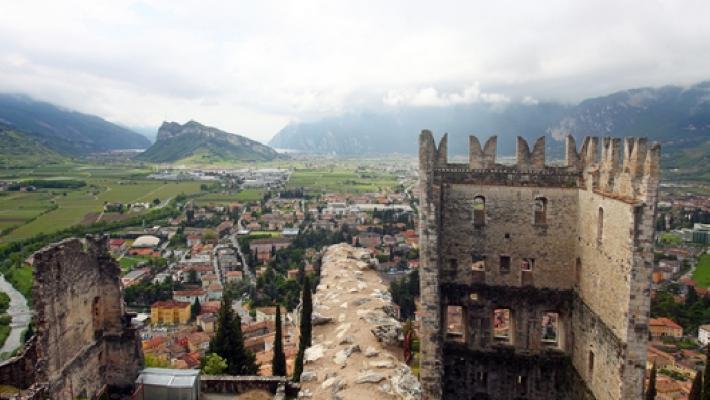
left=699, top=324, right=710, bottom=346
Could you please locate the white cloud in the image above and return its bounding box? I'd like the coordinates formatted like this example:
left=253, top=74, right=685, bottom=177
left=0, top=0, right=708, bottom=142
left=383, top=84, right=509, bottom=107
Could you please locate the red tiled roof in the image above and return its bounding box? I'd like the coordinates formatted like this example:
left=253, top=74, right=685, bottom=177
left=649, top=317, right=682, bottom=330
left=152, top=300, right=191, bottom=309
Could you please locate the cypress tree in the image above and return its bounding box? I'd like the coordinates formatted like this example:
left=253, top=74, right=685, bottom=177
left=704, top=345, right=710, bottom=400
left=208, top=294, right=258, bottom=375
left=191, top=297, right=201, bottom=320
left=301, top=276, right=312, bottom=347
left=689, top=371, right=702, bottom=400
left=272, top=305, right=287, bottom=376
left=293, top=276, right=313, bottom=381
left=645, top=362, right=657, bottom=400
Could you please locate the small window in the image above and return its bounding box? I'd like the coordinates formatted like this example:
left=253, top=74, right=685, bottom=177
left=541, top=312, right=559, bottom=344
left=499, top=256, right=511, bottom=273
left=473, top=196, right=486, bottom=226
left=493, top=308, right=511, bottom=341
left=521, top=258, right=534, bottom=271
left=575, top=258, right=582, bottom=284
left=446, top=305, right=465, bottom=343
left=588, top=350, right=595, bottom=376
left=471, top=254, right=486, bottom=271
left=534, top=197, right=547, bottom=225
left=597, top=207, right=604, bottom=245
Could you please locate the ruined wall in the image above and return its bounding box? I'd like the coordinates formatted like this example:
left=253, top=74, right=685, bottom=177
left=26, top=236, right=143, bottom=399
left=418, top=131, right=659, bottom=400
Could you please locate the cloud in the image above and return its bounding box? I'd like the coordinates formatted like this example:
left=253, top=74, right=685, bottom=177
left=0, top=0, right=709, bottom=142
left=383, top=84, right=510, bottom=107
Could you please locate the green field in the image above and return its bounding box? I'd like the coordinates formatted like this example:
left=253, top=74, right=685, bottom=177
left=286, top=168, right=397, bottom=195
left=118, top=255, right=150, bottom=273
left=692, top=254, right=710, bottom=288
left=0, top=163, right=205, bottom=244
left=194, top=188, right=265, bottom=205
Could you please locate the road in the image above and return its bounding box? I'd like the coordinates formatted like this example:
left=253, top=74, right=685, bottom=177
left=0, top=274, right=31, bottom=357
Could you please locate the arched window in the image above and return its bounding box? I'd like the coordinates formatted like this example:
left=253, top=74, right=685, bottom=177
left=597, top=207, right=604, bottom=245
left=534, top=197, right=547, bottom=225
left=473, top=196, right=485, bottom=226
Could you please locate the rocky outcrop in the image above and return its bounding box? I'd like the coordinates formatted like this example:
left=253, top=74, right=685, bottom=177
left=298, top=244, right=421, bottom=400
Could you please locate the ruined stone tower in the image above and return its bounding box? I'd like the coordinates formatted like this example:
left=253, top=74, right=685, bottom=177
left=418, top=132, right=659, bottom=400
left=0, top=236, right=143, bottom=399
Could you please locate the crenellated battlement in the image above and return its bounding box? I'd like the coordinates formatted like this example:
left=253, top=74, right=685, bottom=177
left=419, top=130, right=660, bottom=202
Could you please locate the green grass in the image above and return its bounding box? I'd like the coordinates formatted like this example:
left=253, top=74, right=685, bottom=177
left=119, top=255, right=150, bottom=272
left=0, top=179, right=203, bottom=244
left=6, top=266, right=32, bottom=299
left=659, top=232, right=683, bottom=246
left=691, top=254, right=710, bottom=288
left=194, top=188, right=265, bottom=205
left=0, top=324, right=9, bottom=349
left=286, top=168, right=397, bottom=195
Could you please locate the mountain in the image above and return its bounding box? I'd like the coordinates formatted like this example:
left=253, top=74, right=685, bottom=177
left=0, top=94, right=151, bottom=155
left=136, top=120, right=281, bottom=163
left=0, top=123, right=65, bottom=167
left=269, top=81, right=710, bottom=165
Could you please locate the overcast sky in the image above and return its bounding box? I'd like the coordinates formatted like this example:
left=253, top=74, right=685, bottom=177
left=1, top=0, right=709, bottom=143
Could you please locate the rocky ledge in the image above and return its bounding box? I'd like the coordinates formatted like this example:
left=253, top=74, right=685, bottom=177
left=298, top=243, right=420, bottom=400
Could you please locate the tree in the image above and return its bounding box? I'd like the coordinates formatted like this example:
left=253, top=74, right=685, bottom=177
left=209, top=295, right=258, bottom=375
left=689, top=371, right=702, bottom=400
left=152, top=197, right=161, bottom=206
left=300, top=276, right=312, bottom=347
left=293, top=276, right=312, bottom=382
left=191, top=297, right=201, bottom=320
left=704, top=345, right=710, bottom=400
left=646, top=362, right=657, bottom=400
left=272, top=305, right=287, bottom=376
left=187, top=269, right=199, bottom=284
left=202, top=353, right=228, bottom=375
left=144, top=353, right=169, bottom=368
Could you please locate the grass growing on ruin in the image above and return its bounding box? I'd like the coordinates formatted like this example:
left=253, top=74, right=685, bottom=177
left=691, top=254, right=710, bottom=288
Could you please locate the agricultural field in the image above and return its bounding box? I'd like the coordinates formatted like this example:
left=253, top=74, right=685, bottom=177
left=0, top=164, right=205, bottom=244
left=193, top=188, right=265, bottom=206
left=286, top=168, right=398, bottom=195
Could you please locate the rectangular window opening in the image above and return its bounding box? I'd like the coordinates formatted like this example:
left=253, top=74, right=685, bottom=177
left=493, top=308, right=511, bottom=341
left=541, top=312, right=559, bottom=345
left=499, top=256, right=511, bottom=274
left=471, top=254, right=486, bottom=271
left=521, top=258, right=535, bottom=271
left=446, top=305, right=465, bottom=343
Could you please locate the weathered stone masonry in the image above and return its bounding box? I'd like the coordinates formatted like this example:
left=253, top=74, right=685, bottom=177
left=418, top=132, right=660, bottom=400
left=0, top=236, right=143, bottom=399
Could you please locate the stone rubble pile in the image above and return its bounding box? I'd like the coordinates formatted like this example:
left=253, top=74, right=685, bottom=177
left=298, top=243, right=421, bottom=400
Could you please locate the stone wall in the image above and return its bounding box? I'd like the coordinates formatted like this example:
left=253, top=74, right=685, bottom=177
left=0, top=236, right=143, bottom=399
left=418, top=131, right=659, bottom=400
left=200, top=376, right=298, bottom=398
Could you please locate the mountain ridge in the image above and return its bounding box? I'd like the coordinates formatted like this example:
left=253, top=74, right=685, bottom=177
left=136, top=120, right=281, bottom=163
left=0, top=93, right=151, bottom=155
left=269, top=81, right=710, bottom=159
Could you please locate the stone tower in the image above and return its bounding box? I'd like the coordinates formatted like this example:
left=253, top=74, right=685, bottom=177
left=418, top=132, right=660, bottom=400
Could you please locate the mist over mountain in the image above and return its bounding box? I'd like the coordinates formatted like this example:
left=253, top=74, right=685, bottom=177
left=269, top=82, right=710, bottom=161
left=0, top=94, right=151, bottom=155
left=136, top=120, right=281, bottom=163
